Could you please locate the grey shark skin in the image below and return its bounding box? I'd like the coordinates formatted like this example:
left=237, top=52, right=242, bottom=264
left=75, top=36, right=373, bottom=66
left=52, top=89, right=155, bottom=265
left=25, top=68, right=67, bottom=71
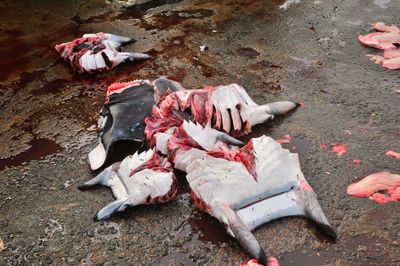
left=182, top=135, right=337, bottom=261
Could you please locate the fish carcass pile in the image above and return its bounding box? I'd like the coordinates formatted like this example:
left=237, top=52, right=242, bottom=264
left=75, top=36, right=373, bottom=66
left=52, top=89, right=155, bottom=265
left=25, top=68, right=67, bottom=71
left=49, top=22, right=400, bottom=264
left=79, top=77, right=338, bottom=265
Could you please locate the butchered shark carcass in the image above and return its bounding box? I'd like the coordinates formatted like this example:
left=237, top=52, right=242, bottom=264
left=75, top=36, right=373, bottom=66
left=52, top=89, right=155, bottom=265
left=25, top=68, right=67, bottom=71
left=55, top=32, right=150, bottom=73
left=81, top=78, right=337, bottom=264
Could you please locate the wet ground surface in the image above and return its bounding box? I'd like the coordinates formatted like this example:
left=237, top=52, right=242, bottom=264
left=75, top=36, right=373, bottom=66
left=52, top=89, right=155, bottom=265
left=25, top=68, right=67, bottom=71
left=0, top=0, right=399, bottom=265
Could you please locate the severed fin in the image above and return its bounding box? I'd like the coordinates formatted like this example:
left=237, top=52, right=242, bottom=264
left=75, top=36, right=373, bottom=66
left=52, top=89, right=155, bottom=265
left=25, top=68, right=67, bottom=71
left=105, top=33, right=136, bottom=46
left=295, top=186, right=338, bottom=239
left=88, top=142, right=107, bottom=171
left=120, top=52, right=151, bottom=62
left=260, top=101, right=296, bottom=115
left=221, top=205, right=268, bottom=265
left=79, top=164, right=116, bottom=190
left=95, top=198, right=129, bottom=220
left=236, top=186, right=338, bottom=240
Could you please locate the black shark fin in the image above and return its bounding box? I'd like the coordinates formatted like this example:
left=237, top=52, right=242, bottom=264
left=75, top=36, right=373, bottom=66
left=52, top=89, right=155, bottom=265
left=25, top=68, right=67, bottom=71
left=89, top=83, right=155, bottom=170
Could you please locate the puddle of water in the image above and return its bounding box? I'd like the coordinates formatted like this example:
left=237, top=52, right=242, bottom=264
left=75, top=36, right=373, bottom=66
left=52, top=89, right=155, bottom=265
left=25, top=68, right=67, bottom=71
left=0, top=137, right=62, bottom=170
left=155, top=211, right=231, bottom=266
left=188, top=211, right=232, bottom=244
left=238, top=47, right=260, bottom=58
left=283, top=135, right=311, bottom=163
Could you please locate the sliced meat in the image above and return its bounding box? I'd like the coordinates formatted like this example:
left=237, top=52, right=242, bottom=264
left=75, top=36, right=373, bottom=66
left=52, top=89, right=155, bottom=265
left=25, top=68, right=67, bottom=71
left=347, top=172, right=400, bottom=204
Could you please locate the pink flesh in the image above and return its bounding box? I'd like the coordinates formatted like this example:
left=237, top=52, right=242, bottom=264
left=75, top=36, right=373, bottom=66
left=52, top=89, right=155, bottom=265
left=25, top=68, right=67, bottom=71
left=369, top=54, right=400, bottom=69
left=208, top=140, right=257, bottom=180
left=331, top=143, right=347, bottom=156
left=353, top=159, right=362, bottom=165
left=275, top=134, right=291, bottom=144
left=358, top=32, right=400, bottom=50
left=371, top=22, right=400, bottom=33
left=240, top=258, right=279, bottom=266
left=381, top=56, right=400, bottom=69
left=130, top=151, right=177, bottom=205
left=129, top=151, right=172, bottom=176
left=386, top=150, right=400, bottom=159
left=144, top=85, right=258, bottom=146
left=107, top=81, right=142, bottom=96
left=347, top=172, right=400, bottom=204
left=383, top=49, right=400, bottom=58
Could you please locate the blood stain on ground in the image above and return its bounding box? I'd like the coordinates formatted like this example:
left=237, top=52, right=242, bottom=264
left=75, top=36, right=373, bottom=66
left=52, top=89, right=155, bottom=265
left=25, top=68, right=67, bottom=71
left=0, top=138, right=62, bottom=170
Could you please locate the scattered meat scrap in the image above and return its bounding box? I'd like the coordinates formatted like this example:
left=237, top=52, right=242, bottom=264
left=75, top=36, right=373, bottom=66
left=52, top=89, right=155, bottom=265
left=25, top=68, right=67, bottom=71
left=347, top=172, right=400, bottom=204
left=331, top=143, right=347, bottom=156
left=275, top=134, right=291, bottom=144
left=241, top=257, right=279, bottom=266
left=353, top=159, right=362, bottom=165
left=55, top=33, right=150, bottom=73
left=386, top=150, right=400, bottom=159
left=358, top=22, right=400, bottom=70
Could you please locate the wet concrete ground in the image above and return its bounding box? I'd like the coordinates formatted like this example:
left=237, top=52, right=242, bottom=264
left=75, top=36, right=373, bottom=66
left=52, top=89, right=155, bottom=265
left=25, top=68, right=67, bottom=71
left=0, top=0, right=399, bottom=265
